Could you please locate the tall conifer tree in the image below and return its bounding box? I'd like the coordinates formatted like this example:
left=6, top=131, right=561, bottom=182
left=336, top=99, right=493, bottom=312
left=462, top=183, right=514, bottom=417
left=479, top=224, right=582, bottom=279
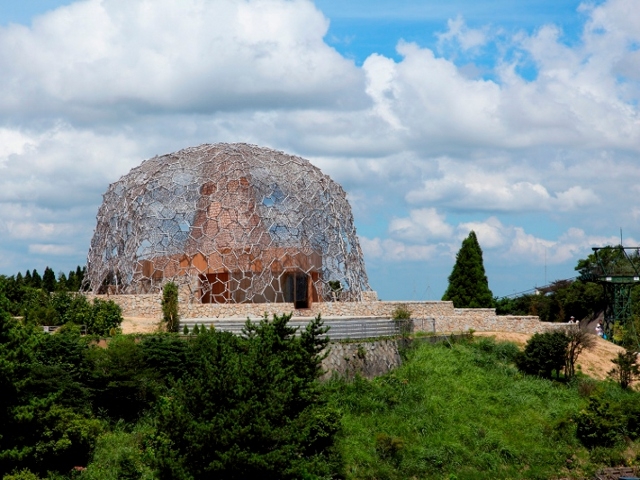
left=31, top=269, right=42, bottom=289
left=442, top=231, right=494, bottom=308
left=43, top=267, right=56, bottom=293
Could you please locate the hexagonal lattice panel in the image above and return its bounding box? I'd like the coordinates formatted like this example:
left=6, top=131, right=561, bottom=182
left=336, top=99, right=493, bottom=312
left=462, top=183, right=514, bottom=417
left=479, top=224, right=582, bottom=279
left=85, top=143, right=371, bottom=304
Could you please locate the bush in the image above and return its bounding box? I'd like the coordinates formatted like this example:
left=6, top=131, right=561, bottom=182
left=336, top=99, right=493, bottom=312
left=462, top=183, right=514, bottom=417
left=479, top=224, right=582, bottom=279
left=161, top=282, right=179, bottom=333
left=151, top=314, right=339, bottom=479
left=392, top=305, right=412, bottom=340
left=391, top=305, right=411, bottom=320
left=517, top=331, right=570, bottom=379
left=608, top=349, right=640, bottom=389
left=575, top=387, right=640, bottom=449
left=88, top=298, right=123, bottom=336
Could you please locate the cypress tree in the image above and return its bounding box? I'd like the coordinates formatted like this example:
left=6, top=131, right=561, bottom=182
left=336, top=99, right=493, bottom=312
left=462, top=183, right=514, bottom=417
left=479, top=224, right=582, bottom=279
left=442, top=230, right=494, bottom=308
left=43, top=267, right=56, bottom=293
left=31, top=269, right=42, bottom=289
left=162, top=282, right=180, bottom=333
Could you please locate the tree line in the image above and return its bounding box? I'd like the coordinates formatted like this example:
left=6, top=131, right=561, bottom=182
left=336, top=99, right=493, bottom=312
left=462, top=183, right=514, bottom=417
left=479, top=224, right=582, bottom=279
left=0, top=284, right=339, bottom=479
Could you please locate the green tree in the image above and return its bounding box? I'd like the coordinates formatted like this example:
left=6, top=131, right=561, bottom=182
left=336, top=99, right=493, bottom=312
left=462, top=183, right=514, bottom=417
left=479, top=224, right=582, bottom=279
left=442, top=231, right=494, bottom=308
left=0, top=303, right=102, bottom=475
left=152, top=314, right=340, bottom=479
left=608, top=349, right=640, bottom=389
left=42, top=267, right=56, bottom=293
left=31, top=269, right=42, bottom=289
left=517, top=331, right=570, bottom=379
left=161, top=282, right=179, bottom=333
left=87, top=299, right=123, bottom=336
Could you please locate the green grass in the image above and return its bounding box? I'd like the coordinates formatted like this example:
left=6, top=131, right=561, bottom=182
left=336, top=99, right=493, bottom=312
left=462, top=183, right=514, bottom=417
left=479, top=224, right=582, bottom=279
left=324, top=337, right=593, bottom=480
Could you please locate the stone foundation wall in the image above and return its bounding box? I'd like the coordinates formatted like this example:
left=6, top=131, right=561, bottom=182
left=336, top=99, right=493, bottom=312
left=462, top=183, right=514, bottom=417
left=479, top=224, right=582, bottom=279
left=87, top=294, right=565, bottom=335
left=413, top=315, right=566, bottom=335
left=320, top=339, right=401, bottom=380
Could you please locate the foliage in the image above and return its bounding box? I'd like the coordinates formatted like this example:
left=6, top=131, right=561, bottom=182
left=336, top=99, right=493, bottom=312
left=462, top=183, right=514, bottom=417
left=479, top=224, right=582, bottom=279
left=442, top=231, right=494, bottom=308
left=86, top=299, right=122, bottom=336
left=0, top=315, right=104, bottom=476
left=325, top=337, right=589, bottom=480
left=564, top=327, right=597, bottom=380
left=81, top=421, right=156, bottom=480
left=89, top=334, right=189, bottom=421
left=161, top=282, right=179, bottom=333
left=517, top=331, right=570, bottom=379
left=495, top=279, right=605, bottom=323
left=608, top=349, right=640, bottom=389
left=575, top=387, right=640, bottom=449
left=0, top=266, right=87, bottom=317
left=391, top=304, right=411, bottom=320
left=42, top=267, right=57, bottom=293
left=151, top=313, right=339, bottom=479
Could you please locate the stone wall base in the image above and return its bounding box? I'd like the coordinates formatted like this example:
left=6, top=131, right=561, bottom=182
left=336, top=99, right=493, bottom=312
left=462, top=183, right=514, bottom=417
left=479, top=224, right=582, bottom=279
left=321, top=339, right=401, bottom=381
left=88, top=293, right=567, bottom=335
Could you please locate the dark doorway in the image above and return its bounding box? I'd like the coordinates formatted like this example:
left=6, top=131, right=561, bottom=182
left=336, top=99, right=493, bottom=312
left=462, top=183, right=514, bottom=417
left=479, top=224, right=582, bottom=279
left=285, top=272, right=309, bottom=309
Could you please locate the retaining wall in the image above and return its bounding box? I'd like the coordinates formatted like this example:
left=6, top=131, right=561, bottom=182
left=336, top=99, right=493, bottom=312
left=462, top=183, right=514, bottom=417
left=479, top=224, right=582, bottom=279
left=87, top=294, right=566, bottom=335
left=320, top=339, right=401, bottom=380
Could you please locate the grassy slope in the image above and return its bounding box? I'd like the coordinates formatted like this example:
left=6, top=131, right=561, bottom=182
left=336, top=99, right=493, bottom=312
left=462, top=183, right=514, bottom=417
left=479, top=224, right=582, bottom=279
left=325, top=338, right=590, bottom=480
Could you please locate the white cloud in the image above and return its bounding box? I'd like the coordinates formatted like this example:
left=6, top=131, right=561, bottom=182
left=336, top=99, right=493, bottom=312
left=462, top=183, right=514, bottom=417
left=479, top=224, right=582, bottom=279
left=389, top=208, right=453, bottom=241
left=28, top=244, right=78, bottom=256
left=404, top=158, right=601, bottom=212
left=360, top=236, right=437, bottom=261
left=0, top=0, right=365, bottom=121
left=457, top=217, right=506, bottom=249
left=437, top=15, right=487, bottom=52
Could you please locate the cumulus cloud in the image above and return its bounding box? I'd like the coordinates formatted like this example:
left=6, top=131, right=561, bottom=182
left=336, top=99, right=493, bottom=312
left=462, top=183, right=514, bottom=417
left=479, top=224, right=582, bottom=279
left=404, top=158, right=601, bottom=212
left=389, top=208, right=453, bottom=242
left=0, top=0, right=365, bottom=121
left=0, top=0, right=638, bottom=298
left=360, top=236, right=437, bottom=262
left=437, top=15, right=488, bottom=52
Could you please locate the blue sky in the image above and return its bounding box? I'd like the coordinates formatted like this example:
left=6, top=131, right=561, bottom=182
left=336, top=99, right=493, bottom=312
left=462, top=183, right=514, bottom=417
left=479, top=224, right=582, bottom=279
left=0, top=0, right=638, bottom=301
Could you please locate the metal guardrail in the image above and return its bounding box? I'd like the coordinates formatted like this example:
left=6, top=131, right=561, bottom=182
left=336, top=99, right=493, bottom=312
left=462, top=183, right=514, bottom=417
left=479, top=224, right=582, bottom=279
left=41, top=325, right=88, bottom=334
left=180, top=318, right=403, bottom=340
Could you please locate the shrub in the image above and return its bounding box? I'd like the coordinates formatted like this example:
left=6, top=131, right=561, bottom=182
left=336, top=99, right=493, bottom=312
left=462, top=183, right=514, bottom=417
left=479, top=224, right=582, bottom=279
left=161, top=282, right=179, bottom=333
left=575, top=388, right=640, bottom=449
left=391, top=304, right=411, bottom=320
left=392, top=305, right=412, bottom=339
left=517, top=331, right=570, bottom=379
left=608, top=349, right=640, bottom=389
left=88, top=298, right=123, bottom=336
left=152, top=314, right=339, bottom=479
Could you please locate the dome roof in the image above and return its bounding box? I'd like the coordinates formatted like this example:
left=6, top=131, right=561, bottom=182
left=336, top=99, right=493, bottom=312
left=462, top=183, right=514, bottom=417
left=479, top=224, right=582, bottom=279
left=86, top=143, right=370, bottom=303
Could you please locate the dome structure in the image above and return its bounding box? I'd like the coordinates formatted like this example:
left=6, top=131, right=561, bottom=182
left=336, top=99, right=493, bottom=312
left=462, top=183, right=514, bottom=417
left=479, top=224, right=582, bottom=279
left=86, top=143, right=371, bottom=306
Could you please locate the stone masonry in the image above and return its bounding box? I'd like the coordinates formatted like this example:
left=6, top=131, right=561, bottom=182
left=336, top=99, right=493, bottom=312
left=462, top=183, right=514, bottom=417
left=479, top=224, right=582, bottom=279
left=87, top=293, right=567, bottom=335
left=320, top=339, right=402, bottom=381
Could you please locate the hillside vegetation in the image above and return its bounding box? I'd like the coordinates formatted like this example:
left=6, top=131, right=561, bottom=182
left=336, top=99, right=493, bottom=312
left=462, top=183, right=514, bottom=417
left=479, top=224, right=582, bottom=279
left=325, top=337, right=640, bottom=480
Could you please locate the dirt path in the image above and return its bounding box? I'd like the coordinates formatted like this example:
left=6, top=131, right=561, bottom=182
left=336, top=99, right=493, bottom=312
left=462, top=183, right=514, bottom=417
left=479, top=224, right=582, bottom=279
left=475, top=331, right=625, bottom=380
left=121, top=317, right=162, bottom=334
